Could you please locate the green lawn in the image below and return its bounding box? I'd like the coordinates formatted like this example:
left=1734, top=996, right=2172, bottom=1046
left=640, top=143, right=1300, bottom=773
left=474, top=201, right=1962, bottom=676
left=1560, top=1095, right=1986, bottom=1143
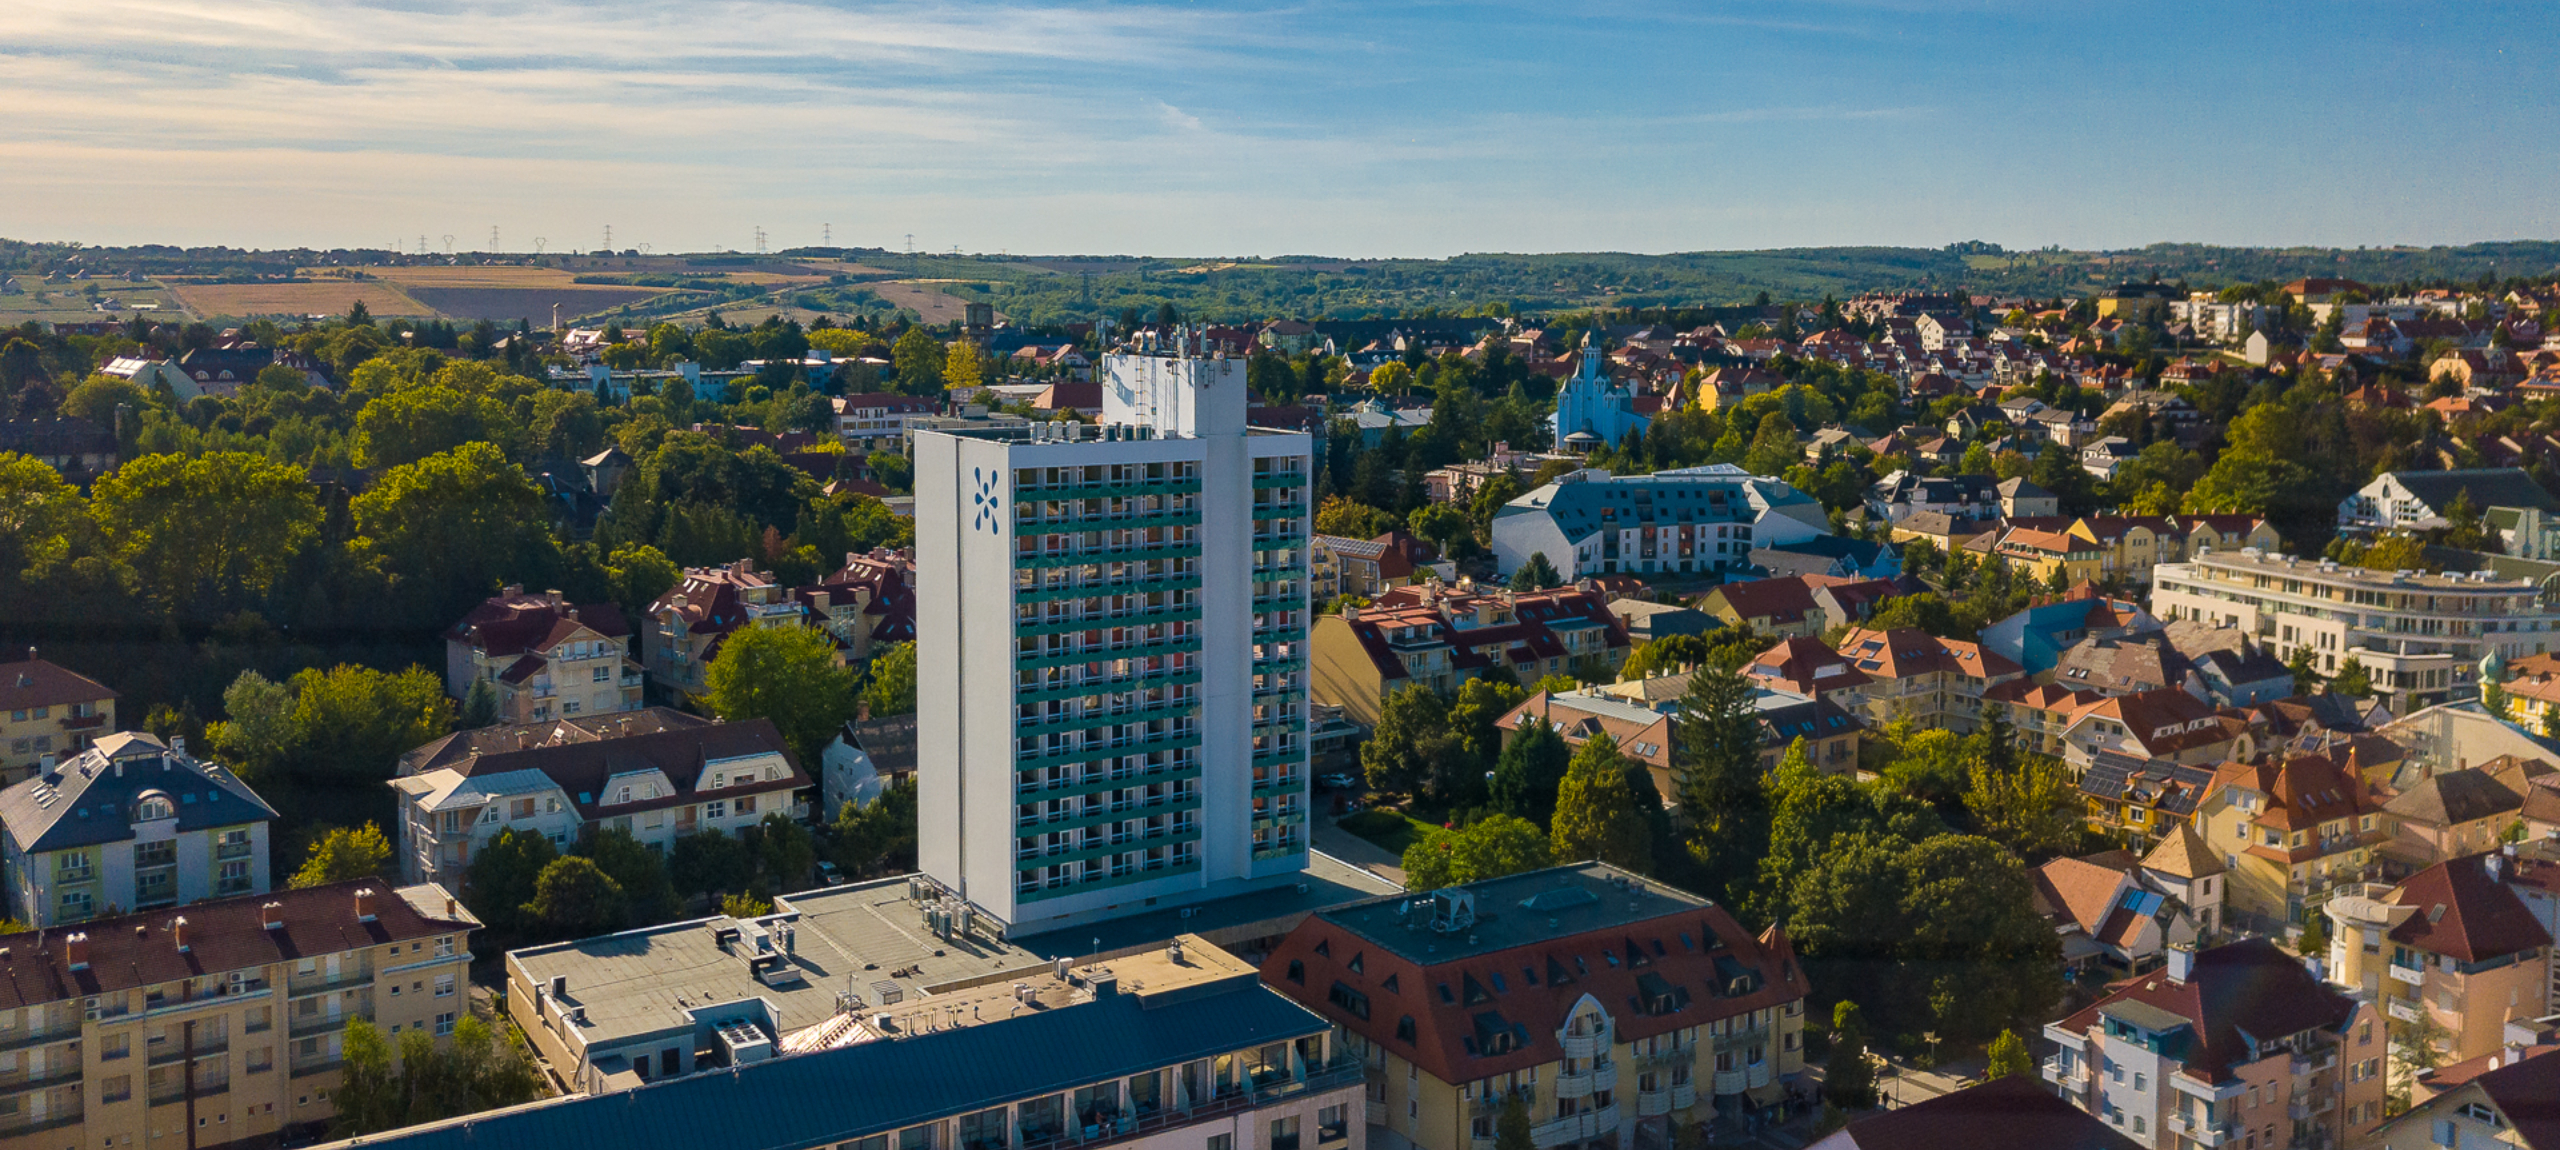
left=1337, top=808, right=1436, bottom=857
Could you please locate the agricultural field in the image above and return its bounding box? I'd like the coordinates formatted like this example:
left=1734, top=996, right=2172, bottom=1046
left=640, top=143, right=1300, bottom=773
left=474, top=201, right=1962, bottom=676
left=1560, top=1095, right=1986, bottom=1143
left=363, top=265, right=676, bottom=324
left=160, top=278, right=432, bottom=320
left=868, top=280, right=985, bottom=324
left=0, top=274, right=190, bottom=324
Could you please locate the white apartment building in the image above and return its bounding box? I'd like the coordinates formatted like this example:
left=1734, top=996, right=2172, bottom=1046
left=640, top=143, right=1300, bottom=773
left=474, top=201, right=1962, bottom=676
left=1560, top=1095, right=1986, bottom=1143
left=0, top=733, right=276, bottom=927
left=915, top=333, right=1313, bottom=935
left=389, top=712, right=811, bottom=888
left=2151, top=547, right=2560, bottom=717
left=1489, top=465, right=1831, bottom=581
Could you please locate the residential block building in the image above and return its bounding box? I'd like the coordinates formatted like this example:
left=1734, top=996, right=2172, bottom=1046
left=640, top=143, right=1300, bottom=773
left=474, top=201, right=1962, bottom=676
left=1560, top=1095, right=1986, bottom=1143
left=1490, top=465, right=1830, bottom=581
left=443, top=586, right=643, bottom=725
left=1697, top=576, right=1843, bottom=639
left=2150, top=547, right=2560, bottom=716
left=2378, top=758, right=2550, bottom=876
left=378, top=911, right=1361, bottom=1150
left=1309, top=532, right=1442, bottom=604
left=1311, top=582, right=1629, bottom=726
left=1262, top=864, right=1808, bottom=1150
left=0, top=880, right=477, bottom=1148
left=914, top=337, right=1316, bottom=935
left=2369, top=1047, right=2560, bottom=1150
left=1829, top=626, right=2025, bottom=734
left=792, top=548, right=919, bottom=666
left=2324, top=853, right=2551, bottom=1066
left=2192, top=753, right=2385, bottom=933
left=389, top=710, right=807, bottom=888
left=0, top=652, right=117, bottom=785
left=2041, top=941, right=2388, bottom=1150
left=0, top=733, right=274, bottom=927
left=2338, top=467, right=2560, bottom=535
left=831, top=392, right=942, bottom=453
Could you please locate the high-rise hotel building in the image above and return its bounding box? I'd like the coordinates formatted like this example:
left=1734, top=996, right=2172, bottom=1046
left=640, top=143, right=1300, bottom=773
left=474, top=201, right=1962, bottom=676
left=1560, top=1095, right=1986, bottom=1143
left=915, top=335, right=1313, bottom=934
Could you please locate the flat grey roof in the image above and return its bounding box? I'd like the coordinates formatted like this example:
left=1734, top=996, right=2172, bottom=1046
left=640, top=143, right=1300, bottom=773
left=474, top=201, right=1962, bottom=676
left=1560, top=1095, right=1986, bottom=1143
left=1014, top=851, right=1403, bottom=958
left=510, top=877, right=1052, bottom=1047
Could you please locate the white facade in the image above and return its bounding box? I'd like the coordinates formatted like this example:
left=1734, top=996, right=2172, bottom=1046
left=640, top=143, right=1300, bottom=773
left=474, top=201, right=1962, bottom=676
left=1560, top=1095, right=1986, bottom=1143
left=1489, top=465, right=1831, bottom=581
left=917, top=339, right=1314, bottom=934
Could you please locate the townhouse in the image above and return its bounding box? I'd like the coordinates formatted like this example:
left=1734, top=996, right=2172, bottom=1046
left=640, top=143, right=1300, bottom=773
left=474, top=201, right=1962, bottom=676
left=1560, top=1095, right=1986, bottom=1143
left=1310, top=583, right=1629, bottom=726
left=2078, top=750, right=2219, bottom=849
left=2041, top=940, right=2387, bottom=1150
left=791, top=548, right=918, bottom=666
left=2032, top=848, right=2213, bottom=973
left=1262, top=864, right=1807, bottom=1150
left=389, top=712, right=810, bottom=888
left=1489, top=466, right=1831, bottom=581
left=0, top=882, right=478, bottom=1149
left=0, top=652, right=117, bottom=785
left=1828, top=626, right=2025, bottom=734
left=1697, top=576, right=1842, bottom=639
left=2192, top=753, right=2385, bottom=933
left=442, top=586, right=643, bottom=725
left=644, top=561, right=813, bottom=700
left=2369, top=1048, right=2560, bottom=1150
left=1, top=733, right=275, bottom=927
left=2325, top=853, right=2551, bottom=1066
left=1311, top=532, right=1442, bottom=604
left=2338, top=468, right=2560, bottom=536
left=2378, top=757, right=2550, bottom=877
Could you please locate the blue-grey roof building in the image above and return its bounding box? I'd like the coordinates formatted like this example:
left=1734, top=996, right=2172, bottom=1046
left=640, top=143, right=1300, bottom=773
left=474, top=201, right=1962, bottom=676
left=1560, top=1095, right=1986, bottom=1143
left=1490, top=465, right=1831, bottom=581
left=373, top=921, right=1364, bottom=1150
left=0, top=731, right=276, bottom=926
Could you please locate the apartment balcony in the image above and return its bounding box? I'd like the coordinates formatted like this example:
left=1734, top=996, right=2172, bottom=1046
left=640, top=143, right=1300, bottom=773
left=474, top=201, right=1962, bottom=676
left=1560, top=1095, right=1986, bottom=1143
left=1670, top=1083, right=1697, bottom=1111
left=2165, top=1113, right=2239, bottom=1146
left=1634, top=1086, right=1672, bottom=1118
left=0, top=1106, right=83, bottom=1138
left=1560, top=1031, right=1604, bottom=1060
left=0, top=1060, right=84, bottom=1094
left=59, top=713, right=106, bottom=731
left=290, top=1011, right=359, bottom=1038
left=288, top=967, right=374, bottom=998
left=146, top=1035, right=228, bottom=1065
left=2388, top=962, right=2425, bottom=986
left=0, top=1024, right=83, bottom=1055
left=2387, top=998, right=2423, bottom=1023
left=1711, top=1069, right=1747, bottom=1096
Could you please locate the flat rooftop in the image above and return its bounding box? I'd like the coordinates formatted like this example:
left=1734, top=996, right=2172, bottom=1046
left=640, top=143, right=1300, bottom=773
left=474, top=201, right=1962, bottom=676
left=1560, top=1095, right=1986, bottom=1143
left=510, top=877, right=1054, bottom=1047
left=1311, top=862, right=1712, bottom=966
left=2183, top=548, right=2538, bottom=593
left=1014, top=850, right=1403, bottom=959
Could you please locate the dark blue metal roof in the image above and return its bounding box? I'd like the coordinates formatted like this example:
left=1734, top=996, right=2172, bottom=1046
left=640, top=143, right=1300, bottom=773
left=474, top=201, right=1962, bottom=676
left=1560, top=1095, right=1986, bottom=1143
left=342, top=979, right=1330, bottom=1150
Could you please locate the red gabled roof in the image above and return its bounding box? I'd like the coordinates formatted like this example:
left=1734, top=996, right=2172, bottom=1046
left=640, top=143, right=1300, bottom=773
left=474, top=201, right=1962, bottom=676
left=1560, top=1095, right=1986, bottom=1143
left=0, top=654, right=117, bottom=711
left=2390, top=853, right=2554, bottom=963
left=447, top=589, right=631, bottom=657
left=2059, top=939, right=2361, bottom=1083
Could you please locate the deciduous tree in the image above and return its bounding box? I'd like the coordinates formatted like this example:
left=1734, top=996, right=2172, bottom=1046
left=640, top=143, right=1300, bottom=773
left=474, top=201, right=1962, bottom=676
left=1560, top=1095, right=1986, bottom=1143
left=1550, top=734, right=1651, bottom=871
left=706, top=623, right=860, bottom=765
left=291, top=823, right=392, bottom=888
left=1400, top=815, right=1553, bottom=891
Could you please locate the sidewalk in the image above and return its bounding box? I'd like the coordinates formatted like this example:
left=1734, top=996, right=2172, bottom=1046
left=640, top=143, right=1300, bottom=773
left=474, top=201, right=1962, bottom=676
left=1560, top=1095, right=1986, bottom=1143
left=1312, top=816, right=1407, bottom=887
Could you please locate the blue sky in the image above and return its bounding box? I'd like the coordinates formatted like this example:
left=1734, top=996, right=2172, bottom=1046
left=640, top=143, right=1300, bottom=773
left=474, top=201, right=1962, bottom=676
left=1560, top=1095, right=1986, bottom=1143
left=2, top=1, right=2554, bottom=256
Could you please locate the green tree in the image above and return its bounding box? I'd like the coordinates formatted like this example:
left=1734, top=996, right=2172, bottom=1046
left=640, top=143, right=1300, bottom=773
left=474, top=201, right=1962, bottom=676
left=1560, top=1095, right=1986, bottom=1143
left=1363, top=683, right=1454, bottom=796
left=61, top=372, right=148, bottom=426
left=333, top=1017, right=401, bottom=1135
left=1446, top=678, right=1526, bottom=783
left=206, top=670, right=297, bottom=779
left=460, top=678, right=498, bottom=729
left=1315, top=496, right=1396, bottom=539
left=276, top=664, right=453, bottom=785
left=746, top=812, right=818, bottom=890
left=722, top=891, right=776, bottom=918
left=1494, top=1094, right=1533, bottom=1150
left=1400, top=814, right=1554, bottom=891
left=1823, top=1002, right=1878, bottom=1110
left=605, top=543, right=683, bottom=616
left=1405, top=502, right=1473, bottom=556
left=831, top=778, right=919, bottom=877
left=349, top=442, right=558, bottom=624
left=892, top=327, right=945, bottom=395
left=944, top=340, right=987, bottom=391
left=2332, top=656, right=2373, bottom=699
left=2287, top=646, right=2324, bottom=696
left=580, top=826, right=679, bottom=924
left=671, top=831, right=757, bottom=899
left=1619, top=634, right=1711, bottom=681
left=1964, top=753, right=2081, bottom=857
left=1672, top=664, right=1769, bottom=899
left=464, top=828, right=558, bottom=939
left=1986, top=1029, right=2033, bottom=1079
left=705, top=623, right=860, bottom=765
left=1489, top=716, right=1571, bottom=823
left=0, top=452, right=83, bottom=579
left=91, top=451, right=320, bottom=613
left=291, top=823, right=392, bottom=888
left=861, top=640, right=917, bottom=717
left=1510, top=551, right=1561, bottom=591
left=524, top=855, right=626, bottom=937
left=354, top=386, right=511, bottom=468
left=2296, top=907, right=2331, bottom=957
left=1550, top=734, right=1651, bottom=871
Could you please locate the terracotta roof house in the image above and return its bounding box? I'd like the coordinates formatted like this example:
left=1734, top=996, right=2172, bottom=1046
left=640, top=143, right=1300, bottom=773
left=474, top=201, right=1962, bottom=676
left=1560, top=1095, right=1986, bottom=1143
left=1697, top=575, right=1846, bottom=639
left=0, top=650, right=119, bottom=785
left=443, top=585, right=642, bottom=726
left=644, top=561, right=812, bottom=700
left=2042, top=940, right=2387, bottom=1148
left=793, top=549, right=917, bottom=664
left=1310, top=582, right=1630, bottom=725
left=2079, top=750, right=2220, bottom=848
left=1311, top=530, right=1441, bottom=603
left=2194, top=753, right=2385, bottom=932
left=1261, top=864, right=1809, bottom=1150
left=2381, top=757, right=2552, bottom=874
left=2326, top=852, right=2555, bottom=1066
left=1830, top=627, right=2024, bottom=734
left=2375, top=1040, right=2560, bottom=1150
left=1742, top=636, right=1872, bottom=700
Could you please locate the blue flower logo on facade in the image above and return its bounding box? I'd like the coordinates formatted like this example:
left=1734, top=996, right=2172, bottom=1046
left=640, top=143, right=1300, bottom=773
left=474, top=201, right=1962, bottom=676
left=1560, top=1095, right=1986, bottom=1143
left=971, top=466, right=1004, bottom=534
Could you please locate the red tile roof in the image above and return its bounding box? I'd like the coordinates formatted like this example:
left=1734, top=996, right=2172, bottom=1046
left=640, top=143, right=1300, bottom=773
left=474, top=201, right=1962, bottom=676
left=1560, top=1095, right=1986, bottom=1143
left=2058, top=939, right=2362, bottom=1083
left=0, top=653, right=117, bottom=712
left=2389, top=854, right=2554, bottom=963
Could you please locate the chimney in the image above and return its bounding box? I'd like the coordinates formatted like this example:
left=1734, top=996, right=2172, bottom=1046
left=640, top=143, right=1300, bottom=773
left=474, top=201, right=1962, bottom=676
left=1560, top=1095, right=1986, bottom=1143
left=173, top=916, right=190, bottom=953
left=354, top=888, right=378, bottom=923
left=503, top=583, right=523, bottom=598
left=262, top=902, right=285, bottom=931
left=64, top=932, right=89, bottom=971
left=547, top=589, right=563, bottom=606
left=170, top=736, right=185, bottom=757
left=2165, top=943, right=2196, bottom=984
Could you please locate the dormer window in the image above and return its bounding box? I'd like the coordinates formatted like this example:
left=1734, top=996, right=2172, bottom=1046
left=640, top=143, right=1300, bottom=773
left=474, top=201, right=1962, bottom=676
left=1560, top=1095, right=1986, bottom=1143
left=135, top=794, right=174, bottom=822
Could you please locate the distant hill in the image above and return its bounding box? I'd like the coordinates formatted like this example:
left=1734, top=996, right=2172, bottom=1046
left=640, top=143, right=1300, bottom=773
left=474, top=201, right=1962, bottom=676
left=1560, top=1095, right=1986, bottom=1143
left=8, top=238, right=2558, bottom=327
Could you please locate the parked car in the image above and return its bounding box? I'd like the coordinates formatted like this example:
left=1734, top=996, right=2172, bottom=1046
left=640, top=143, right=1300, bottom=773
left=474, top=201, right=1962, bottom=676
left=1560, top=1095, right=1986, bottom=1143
left=1317, top=773, right=1360, bottom=790
left=817, top=861, right=846, bottom=886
